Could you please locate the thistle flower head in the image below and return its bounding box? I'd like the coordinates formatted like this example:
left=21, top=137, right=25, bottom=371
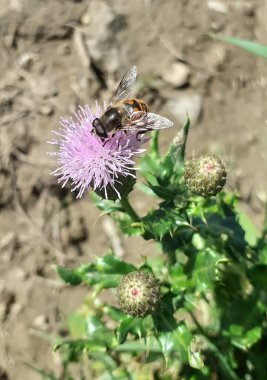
left=49, top=104, right=148, bottom=200
left=184, top=154, right=227, bottom=197
left=117, top=271, right=161, bottom=318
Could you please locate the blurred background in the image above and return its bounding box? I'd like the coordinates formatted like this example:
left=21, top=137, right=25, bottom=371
left=0, top=0, right=267, bottom=378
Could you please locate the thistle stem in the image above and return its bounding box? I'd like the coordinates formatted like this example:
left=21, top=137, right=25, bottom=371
left=120, top=197, right=140, bottom=222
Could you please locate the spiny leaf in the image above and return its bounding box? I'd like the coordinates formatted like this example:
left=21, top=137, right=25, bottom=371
left=161, top=117, right=190, bottom=181
left=89, top=192, right=123, bottom=213
left=116, top=316, right=148, bottom=344
left=57, top=254, right=136, bottom=289
left=142, top=202, right=190, bottom=240
left=56, top=266, right=82, bottom=285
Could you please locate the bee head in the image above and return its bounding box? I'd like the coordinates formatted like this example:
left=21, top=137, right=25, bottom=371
left=92, top=118, right=108, bottom=138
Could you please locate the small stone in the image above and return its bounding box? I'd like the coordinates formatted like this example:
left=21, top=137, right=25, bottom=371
left=17, top=52, right=35, bottom=70
left=81, top=12, right=91, bottom=25
left=231, top=1, right=255, bottom=16
left=162, top=62, right=190, bottom=88
left=82, top=0, right=125, bottom=73
left=206, top=45, right=227, bottom=71
left=207, top=0, right=228, bottom=13
left=9, top=303, right=23, bottom=319
left=39, top=104, right=54, bottom=116
left=33, top=314, right=50, bottom=331
left=165, top=92, right=202, bottom=125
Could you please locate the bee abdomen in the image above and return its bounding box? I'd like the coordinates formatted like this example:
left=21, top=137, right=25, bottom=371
left=123, top=99, right=149, bottom=114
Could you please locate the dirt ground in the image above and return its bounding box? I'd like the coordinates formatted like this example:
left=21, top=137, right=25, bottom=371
left=0, top=0, right=267, bottom=379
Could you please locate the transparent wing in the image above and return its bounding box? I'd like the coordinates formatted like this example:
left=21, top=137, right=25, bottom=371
left=108, top=66, right=137, bottom=107
left=120, top=111, right=173, bottom=131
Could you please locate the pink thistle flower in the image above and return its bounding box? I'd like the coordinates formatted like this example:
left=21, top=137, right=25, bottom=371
left=48, top=104, right=148, bottom=200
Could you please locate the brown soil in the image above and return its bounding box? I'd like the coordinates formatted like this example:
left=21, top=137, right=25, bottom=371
left=0, top=0, right=266, bottom=379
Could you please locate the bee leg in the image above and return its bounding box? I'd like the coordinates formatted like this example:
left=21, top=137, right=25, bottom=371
left=102, top=138, right=109, bottom=147
left=136, top=131, right=146, bottom=141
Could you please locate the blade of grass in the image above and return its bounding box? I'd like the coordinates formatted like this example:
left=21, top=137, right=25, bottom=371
left=209, top=34, right=267, bottom=60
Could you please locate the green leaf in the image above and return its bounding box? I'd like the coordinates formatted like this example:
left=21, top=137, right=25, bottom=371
left=218, top=292, right=265, bottom=334
left=247, top=265, right=267, bottom=288
left=172, top=323, right=193, bottom=362
left=224, top=325, right=262, bottom=351
left=204, top=213, right=246, bottom=252
left=89, top=254, right=136, bottom=274
left=188, top=346, right=205, bottom=369
left=86, top=315, right=112, bottom=344
left=210, top=34, right=267, bottom=59
left=137, top=182, right=157, bottom=196
left=115, top=336, right=162, bottom=353
left=89, top=352, right=117, bottom=371
left=57, top=254, right=137, bottom=290
left=112, top=212, right=142, bottom=236
left=103, top=305, right=126, bottom=322
left=89, top=192, right=123, bottom=213
left=158, top=323, right=193, bottom=365
left=67, top=312, right=87, bottom=338
left=146, top=183, right=177, bottom=200
left=170, top=263, right=191, bottom=292
left=190, top=249, right=219, bottom=291
left=215, top=258, right=252, bottom=298
left=53, top=339, right=90, bottom=361
left=142, top=202, right=190, bottom=240
left=81, top=254, right=136, bottom=290
left=82, top=273, right=121, bottom=290
left=116, top=316, right=147, bottom=344
left=56, top=266, right=82, bottom=285
left=149, top=130, right=160, bottom=159
left=237, top=208, right=259, bottom=246
left=140, top=154, right=161, bottom=177
left=153, top=293, right=177, bottom=332
left=259, top=242, right=267, bottom=264
left=158, top=332, right=175, bottom=363
left=161, top=117, right=190, bottom=181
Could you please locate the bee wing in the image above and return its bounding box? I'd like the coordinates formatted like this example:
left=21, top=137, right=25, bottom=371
left=108, top=66, right=137, bottom=108
left=120, top=111, right=173, bottom=131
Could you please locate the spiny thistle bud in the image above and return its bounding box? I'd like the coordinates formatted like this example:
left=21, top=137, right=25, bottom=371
left=184, top=155, right=226, bottom=197
left=116, top=271, right=161, bottom=318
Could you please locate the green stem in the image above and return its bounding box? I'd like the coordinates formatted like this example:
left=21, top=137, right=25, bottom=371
left=150, top=131, right=160, bottom=160
left=120, top=197, right=141, bottom=222
left=204, top=338, right=241, bottom=380
left=262, top=192, right=267, bottom=238
left=186, top=307, right=240, bottom=380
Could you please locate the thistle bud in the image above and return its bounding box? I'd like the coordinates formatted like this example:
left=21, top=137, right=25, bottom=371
left=184, top=155, right=226, bottom=197
left=116, top=271, right=161, bottom=318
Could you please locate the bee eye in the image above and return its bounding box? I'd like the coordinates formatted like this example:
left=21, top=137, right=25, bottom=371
left=93, top=118, right=108, bottom=138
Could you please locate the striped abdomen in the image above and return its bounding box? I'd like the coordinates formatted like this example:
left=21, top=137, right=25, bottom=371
left=121, top=99, right=149, bottom=115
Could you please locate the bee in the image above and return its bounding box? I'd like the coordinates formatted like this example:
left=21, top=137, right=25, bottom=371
left=92, top=66, right=173, bottom=139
